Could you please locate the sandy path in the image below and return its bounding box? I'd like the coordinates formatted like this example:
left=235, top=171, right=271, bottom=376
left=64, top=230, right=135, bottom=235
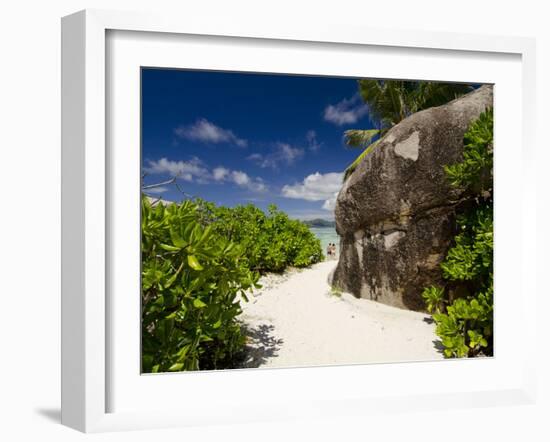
left=239, top=260, right=443, bottom=368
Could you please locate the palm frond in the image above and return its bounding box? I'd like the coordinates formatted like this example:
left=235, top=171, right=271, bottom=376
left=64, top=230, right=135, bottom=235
left=415, top=83, right=474, bottom=111
left=344, top=129, right=380, bottom=148
left=383, top=81, right=405, bottom=122
left=357, top=79, right=385, bottom=121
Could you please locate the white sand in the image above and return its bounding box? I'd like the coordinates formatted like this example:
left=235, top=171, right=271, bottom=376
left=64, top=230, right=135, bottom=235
left=239, top=261, right=443, bottom=368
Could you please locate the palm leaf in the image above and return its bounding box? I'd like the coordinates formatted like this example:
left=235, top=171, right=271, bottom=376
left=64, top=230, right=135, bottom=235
left=344, top=129, right=380, bottom=148
left=383, top=81, right=405, bottom=122
left=415, top=82, right=474, bottom=111
left=357, top=79, right=385, bottom=121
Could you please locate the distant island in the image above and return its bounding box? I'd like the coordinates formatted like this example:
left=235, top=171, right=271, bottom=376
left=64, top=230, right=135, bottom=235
left=303, top=219, right=336, bottom=228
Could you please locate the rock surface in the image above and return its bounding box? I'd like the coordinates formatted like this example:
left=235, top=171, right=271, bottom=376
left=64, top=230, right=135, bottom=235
left=331, top=86, right=493, bottom=311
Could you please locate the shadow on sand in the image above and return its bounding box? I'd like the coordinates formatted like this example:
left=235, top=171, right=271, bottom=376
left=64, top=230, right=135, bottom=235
left=423, top=317, right=445, bottom=355
left=432, top=340, right=445, bottom=355
left=237, top=323, right=283, bottom=368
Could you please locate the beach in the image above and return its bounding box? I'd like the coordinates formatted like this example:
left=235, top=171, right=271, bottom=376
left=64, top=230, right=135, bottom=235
left=238, top=261, right=444, bottom=368
left=308, top=226, right=339, bottom=256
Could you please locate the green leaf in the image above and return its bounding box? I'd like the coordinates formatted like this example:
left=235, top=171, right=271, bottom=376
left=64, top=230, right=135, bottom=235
left=169, top=229, right=187, bottom=248
left=193, top=298, right=207, bottom=309
left=159, top=243, right=181, bottom=252
left=176, top=344, right=190, bottom=361
left=187, top=254, right=204, bottom=271
left=168, top=363, right=184, bottom=372
left=140, top=191, right=324, bottom=373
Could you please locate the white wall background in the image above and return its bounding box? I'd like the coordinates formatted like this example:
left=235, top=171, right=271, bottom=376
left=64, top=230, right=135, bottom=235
left=0, top=1, right=547, bottom=440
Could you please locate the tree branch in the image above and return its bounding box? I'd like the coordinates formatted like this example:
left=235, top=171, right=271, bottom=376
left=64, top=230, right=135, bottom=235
left=142, top=176, right=176, bottom=190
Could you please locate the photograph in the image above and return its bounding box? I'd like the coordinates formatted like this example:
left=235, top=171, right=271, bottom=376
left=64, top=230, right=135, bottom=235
left=140, top=68, right=494, bottom=373
left=2, top=0, right=545, bottom=438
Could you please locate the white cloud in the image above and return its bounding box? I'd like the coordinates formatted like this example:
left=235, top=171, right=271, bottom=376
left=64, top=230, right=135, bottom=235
left=246, top=153, right=263, bottom=163
left=231, top=170, right=249, bottom=186
left=247, top=142, right=304, bottom=169
left=144, top=157, right=266, bottom=193
left=212, top=166, right=229, bottom=181
left=323, top=94, right=369, bottom=126
left=282, top=172, right=343, bottom=201
left=246, top=153, right=263, bottom=162
left=145, top=186, right=169, bottom=194
left=251, top=182, right=267, bottom=192
left=224, top=170, right=266, bottom=192
left=174, top=118, right=248, bottom=147
left=277, top=143, right=304, bottom=163
left=306, top=130, right=322, bottom=152
left=322, top=192, right=339, bottom=211
left=144, top=157, right=209, bottom=181
left=282, top=172, right=343, bottom=211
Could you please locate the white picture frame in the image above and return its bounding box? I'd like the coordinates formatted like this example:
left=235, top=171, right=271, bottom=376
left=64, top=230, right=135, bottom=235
left=61, top=9, right=537, bottom=433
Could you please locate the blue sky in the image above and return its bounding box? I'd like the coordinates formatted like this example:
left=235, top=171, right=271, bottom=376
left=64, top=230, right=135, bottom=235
left=141, top=68, right=378, bottom=220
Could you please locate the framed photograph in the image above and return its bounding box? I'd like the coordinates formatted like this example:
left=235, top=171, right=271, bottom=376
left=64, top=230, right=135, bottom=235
left=61, top=9, right=537, bottom=432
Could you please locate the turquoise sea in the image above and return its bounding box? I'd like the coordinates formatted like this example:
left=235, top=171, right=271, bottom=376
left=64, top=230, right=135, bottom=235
left=309, top=227, right=340, bottom=257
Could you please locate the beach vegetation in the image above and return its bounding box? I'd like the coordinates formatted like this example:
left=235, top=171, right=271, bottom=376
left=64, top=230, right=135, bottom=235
left=141, top=196, right=323, bottom=372
left=196, top=201, right=324, bottom=273
left=141, top=197, right=260, bottom=372
left=422, top=108, right=494, bottom=358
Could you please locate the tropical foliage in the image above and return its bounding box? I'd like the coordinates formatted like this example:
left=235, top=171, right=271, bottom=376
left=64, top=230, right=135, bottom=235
left=422, top=108, right=494, bottom=358
left=141, top=197, right=260, bottom=372
left=197, top=201, right=324, bottom=273
left=343, top=80, right=473, bottom=180
left=141, top=196, right=323, bottom=372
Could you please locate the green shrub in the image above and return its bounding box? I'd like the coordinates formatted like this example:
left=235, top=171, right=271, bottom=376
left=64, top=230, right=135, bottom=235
left=439, top=206, right=493, bottom=283
left=141, top=195, right=323, bottom=372
left=196, top=202, right=324, bottom=273
left=432, top=281, right=493, bottom=357
left=421, top=286, right=445, bottom=315
left=422, top=108, right=493, bottom=358
left=141, top=197, right=259, bottom=372
left=444, top=108, right=493, bottom=191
